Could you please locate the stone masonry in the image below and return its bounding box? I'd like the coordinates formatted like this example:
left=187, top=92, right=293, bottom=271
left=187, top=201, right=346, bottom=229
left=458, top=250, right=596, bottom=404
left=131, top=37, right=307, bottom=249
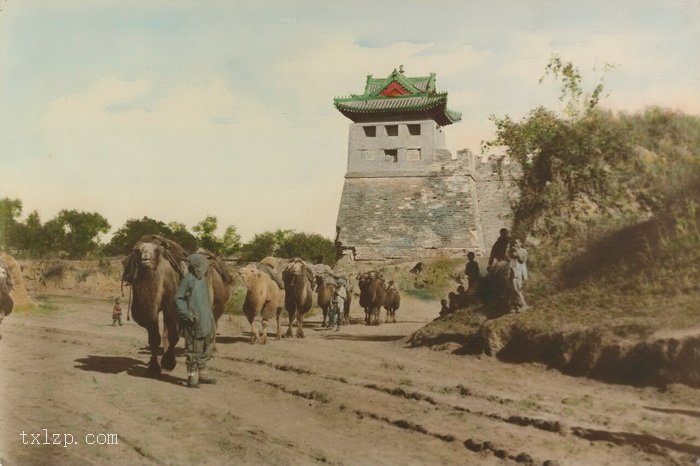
left=335, top=148, right=517, bottom=260
left=333, top=68, right=517, bottom=261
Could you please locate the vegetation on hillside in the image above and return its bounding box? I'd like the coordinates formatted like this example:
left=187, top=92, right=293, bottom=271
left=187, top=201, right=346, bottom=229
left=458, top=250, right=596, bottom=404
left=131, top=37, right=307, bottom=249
left=482, top=56, right=700, bottom=335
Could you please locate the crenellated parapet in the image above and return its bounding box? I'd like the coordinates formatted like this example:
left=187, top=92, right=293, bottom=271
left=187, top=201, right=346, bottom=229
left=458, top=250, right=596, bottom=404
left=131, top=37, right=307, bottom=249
left=334, top=68, right=516, bottom=261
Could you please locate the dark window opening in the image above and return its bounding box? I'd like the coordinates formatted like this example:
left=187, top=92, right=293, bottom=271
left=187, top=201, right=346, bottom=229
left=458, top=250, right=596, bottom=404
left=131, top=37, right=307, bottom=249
left=384, top=149, right=398, bottom=163
left=363, top=126, right=376, bottom=137
left=385, top=125, right=398, bottom=136
left=408, top=124, right=421, bottom=135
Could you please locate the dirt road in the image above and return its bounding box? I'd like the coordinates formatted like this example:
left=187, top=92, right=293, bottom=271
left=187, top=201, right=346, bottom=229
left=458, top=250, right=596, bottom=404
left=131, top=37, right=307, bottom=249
left=1, top=295, right=698, bottom=465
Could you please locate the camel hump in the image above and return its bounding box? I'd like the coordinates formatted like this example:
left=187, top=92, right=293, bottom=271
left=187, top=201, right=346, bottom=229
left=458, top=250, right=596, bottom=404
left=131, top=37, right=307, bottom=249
left=256, top=262, right=284, bottom=289
left=197, top=249, right=234, bottom=285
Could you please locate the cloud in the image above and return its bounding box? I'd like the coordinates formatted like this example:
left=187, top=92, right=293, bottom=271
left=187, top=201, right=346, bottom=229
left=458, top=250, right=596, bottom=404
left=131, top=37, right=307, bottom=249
left=277, top=38, right=490, bottom=110
left=498, top=30, right=680, bottom=90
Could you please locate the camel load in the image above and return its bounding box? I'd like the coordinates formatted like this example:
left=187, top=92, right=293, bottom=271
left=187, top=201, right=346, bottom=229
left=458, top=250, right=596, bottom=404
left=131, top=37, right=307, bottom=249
left=121, top=235, right=232, bottom=376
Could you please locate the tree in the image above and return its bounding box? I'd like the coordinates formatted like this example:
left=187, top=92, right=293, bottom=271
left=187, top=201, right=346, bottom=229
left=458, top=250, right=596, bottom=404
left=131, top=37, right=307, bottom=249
left=13, top=210, right=45, bottom=258
left=238, top=229, right=292, bottom=261
left=483, top=56, right=630, bottom=242
left=0, top=198, right=22, bottom=252
left=167, top=222, right=197, bottom=253
left=191, top=216, right=240, bottom=256
left=221, top=225, right=242, bottom=256
left=193, top=215, right=223, bottom=253
left=104, top=217, right=172, bottom=256
left=54, top=210, right=110, bottom=259
left=239, top=229, right=335, bottom=265
left=277, top=232, right=336, bottom=265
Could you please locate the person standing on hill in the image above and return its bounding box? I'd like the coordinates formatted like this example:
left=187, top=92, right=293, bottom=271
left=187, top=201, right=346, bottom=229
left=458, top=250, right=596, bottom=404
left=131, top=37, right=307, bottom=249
left=464, top=252, right=480, bottom=291
left=488, top=228, right=511, bottom=269
left=509, top=239, right=529, bottom=312
left=176, top=253, right=217, bottom=388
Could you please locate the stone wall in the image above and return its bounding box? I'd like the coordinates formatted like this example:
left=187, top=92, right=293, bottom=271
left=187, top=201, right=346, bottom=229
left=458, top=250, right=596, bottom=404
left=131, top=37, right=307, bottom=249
left=467, top=151, right=521, bottom=251
left=335, top=145, right=520, bottom=261
left=335, top=170, right=483, bottom=260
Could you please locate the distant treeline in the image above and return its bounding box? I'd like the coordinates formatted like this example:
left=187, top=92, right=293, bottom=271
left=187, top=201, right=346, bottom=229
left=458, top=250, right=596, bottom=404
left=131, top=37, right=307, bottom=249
left=0, top=202, right=336, bottom=265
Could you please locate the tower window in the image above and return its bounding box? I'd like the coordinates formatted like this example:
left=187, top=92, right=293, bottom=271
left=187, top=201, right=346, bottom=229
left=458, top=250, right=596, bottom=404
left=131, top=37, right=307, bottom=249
left=406, top=148, right=421, bottom=161
left=363, top=126, right=376, bottom=137
left=385, top=125, right=398, bottom=136
left=408, top=124, right=421, bottom=135
left=384, top=149, right=398, bottom=163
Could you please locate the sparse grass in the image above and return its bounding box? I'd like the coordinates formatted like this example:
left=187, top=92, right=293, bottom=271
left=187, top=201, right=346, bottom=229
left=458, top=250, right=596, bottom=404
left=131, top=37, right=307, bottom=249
left=225, top=286, right=246, bottom=315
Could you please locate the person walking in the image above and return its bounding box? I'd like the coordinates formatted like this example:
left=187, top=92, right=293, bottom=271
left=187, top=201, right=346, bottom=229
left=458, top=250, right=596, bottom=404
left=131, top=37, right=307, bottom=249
left=329, top=277, right=348, bottom=331
left=111, top=298, right=123, bottom=326
left=176, top=253, right=217, bottom=388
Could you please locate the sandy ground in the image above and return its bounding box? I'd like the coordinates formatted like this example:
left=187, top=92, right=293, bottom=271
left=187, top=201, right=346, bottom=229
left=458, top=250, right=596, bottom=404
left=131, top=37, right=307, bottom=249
left=1, top=294, right=699, bottom=466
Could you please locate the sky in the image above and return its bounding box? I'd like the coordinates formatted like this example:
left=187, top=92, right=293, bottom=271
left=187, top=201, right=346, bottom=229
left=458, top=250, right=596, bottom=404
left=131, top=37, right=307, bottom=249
left=1, top=0, right=699, bottom=242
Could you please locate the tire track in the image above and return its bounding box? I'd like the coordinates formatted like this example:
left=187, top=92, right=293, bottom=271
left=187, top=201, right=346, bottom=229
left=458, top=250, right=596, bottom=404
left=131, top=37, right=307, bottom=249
left=217, top=354, right=683, bottom=462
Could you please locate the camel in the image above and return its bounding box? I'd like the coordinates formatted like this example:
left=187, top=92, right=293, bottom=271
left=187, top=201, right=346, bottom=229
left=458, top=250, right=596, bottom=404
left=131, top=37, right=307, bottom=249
left=0, top=256, right=13, bottom=324
left=383, top=281, right=401, bottom=323
left=196, top=249, right=234, bottom=322
left=122, top=235, right=232, bottom=376
left=315, top=275, right=334, bottom=327
left=238, top=264, right=285, bottom=343
left=282, top=258, right=315, bottom=338
left=357, top=270, right=386, bottom=326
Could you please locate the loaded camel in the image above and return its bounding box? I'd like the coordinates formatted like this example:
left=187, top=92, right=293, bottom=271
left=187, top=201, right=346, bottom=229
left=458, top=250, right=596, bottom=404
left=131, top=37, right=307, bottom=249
left=121, top=235, right=232, bottom=375
left=282, top=258, right=315, bottom=338
left=238, top=261, right=285, bottom=343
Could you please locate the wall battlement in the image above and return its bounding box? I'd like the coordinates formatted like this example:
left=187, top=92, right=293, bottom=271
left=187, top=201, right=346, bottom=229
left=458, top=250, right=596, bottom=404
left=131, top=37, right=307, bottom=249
left=333, top=68, right=516, bottom=261
left=335, top=148, right=518, bottom=261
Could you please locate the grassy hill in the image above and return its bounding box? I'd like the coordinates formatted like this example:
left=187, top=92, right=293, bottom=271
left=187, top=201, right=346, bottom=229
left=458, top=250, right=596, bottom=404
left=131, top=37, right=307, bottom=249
left=410, top=102, right=700, bottom=387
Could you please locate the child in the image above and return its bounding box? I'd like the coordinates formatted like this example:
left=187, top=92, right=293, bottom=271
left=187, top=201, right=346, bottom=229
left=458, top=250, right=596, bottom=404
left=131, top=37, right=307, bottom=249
left=439, top=299, right=450, bottom=318
left=464, top=252, right=480, bottom=292
left=112, top=298, right=123, bottom=326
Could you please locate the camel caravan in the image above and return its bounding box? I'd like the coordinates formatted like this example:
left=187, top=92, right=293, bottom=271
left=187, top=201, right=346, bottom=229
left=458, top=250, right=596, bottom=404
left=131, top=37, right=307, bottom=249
left=118, top=234, right=401, bottom=377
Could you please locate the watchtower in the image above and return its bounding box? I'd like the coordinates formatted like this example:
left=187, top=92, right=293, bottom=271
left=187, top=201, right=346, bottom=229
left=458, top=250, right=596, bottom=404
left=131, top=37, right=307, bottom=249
left=334, top=67, right=485, bottom=260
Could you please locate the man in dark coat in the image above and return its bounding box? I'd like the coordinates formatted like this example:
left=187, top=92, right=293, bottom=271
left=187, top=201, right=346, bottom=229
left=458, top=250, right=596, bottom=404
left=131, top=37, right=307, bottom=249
left=176, top=253, right=217, bottom=388
left=488, top=228, right=511, bottom=269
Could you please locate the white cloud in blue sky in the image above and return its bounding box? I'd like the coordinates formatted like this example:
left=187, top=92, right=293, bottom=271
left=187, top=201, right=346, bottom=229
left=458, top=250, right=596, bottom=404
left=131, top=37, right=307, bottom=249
left=1, top=0, right=699, bottom=240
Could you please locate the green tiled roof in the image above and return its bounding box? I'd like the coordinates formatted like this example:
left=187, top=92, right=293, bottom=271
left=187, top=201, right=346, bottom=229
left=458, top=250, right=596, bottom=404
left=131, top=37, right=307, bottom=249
left=334, top=67, right=461, bottom=126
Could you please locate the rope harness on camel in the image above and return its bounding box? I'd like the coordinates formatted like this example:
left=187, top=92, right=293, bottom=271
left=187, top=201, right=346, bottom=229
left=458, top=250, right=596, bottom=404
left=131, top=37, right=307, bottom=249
left=120, top=236, right=186, bottom=322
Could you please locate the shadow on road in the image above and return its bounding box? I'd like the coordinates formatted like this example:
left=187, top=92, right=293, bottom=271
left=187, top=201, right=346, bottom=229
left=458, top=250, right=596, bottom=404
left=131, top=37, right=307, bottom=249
left=74, top=355, right=186, bottom=387
left=216, top=335, right=250, bottom=344
left=645, top=406, right=700, bottom=419
left=126, top=365, right=185, bottom=387
left=323, top=334, right=406, bottom=342
left=74, top=355, right=143, bottom=374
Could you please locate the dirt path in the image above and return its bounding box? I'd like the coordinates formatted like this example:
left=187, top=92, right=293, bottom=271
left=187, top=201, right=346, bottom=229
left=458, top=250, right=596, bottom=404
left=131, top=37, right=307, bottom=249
left=1, top=295, right=698, bottom=465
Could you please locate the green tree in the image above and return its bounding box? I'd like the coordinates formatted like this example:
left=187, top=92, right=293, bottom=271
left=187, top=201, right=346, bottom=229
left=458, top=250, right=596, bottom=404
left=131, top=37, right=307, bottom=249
left=54, top=209, right=110, bottom=258
left=221, top=225, right=242, bottom=256
left=13, top=210, right=45, bottom=258
left=277, top=232, right=336, bottom=265
left=238, top=229, right=292, bottom=261
left=193, top=215, right=223, bottom=253
left=239, top=230, right=335, bottom=265
left=167, top=222, right=197, bottom=253
left=104, top=216, right=172, bottom=256
left=484, top=56, right=631, bottom=243
left=0, top=198, right=22, bottom=252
